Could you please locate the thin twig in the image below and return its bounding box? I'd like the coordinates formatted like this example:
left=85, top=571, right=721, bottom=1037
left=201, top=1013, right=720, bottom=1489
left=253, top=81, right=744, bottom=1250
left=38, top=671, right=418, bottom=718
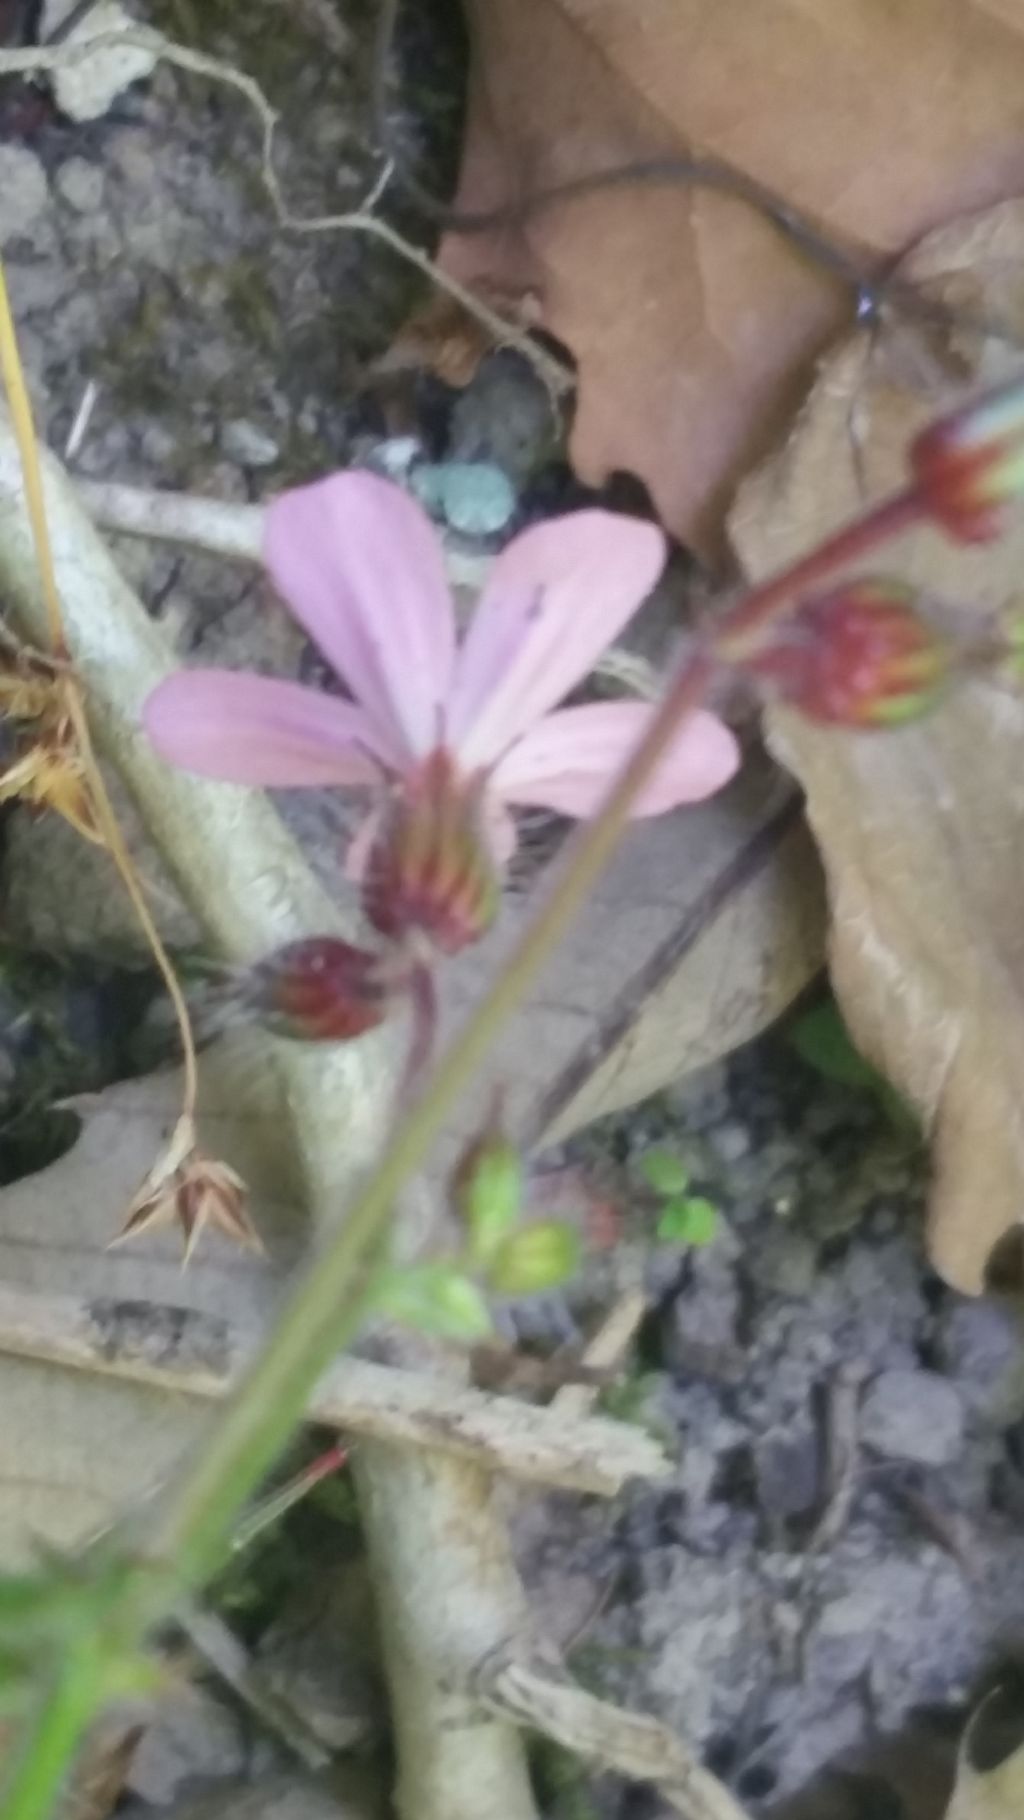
left=0, top=30, right=571, bottom=401
left=0, top=1280, right=669, bottom=1495
left=479, top=1646, right=752, bottom=1820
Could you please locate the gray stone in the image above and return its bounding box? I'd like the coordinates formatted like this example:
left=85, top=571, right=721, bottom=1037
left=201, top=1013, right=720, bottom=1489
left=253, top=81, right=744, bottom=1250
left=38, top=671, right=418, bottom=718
left=932, top=1297, right=1024, bottom=1425
left=221, top=417, right=281, bottom=468
left=860, top=1369, right=965, bottom=1465
left=707, top=1119, right=752, bottom=1164
left=754, top=1423, right=823, bottom=1521
left=126, top=1687, right=248, bottom=1806
left=55, top=157, right=106, bottom=215
left=756, top=1227, right=819, bottom=1297
left=163, top=1775, right=376, bottom=1820
left=0, top=147, right=49, bottom=248
left=412, top=459, right=516, bottom=535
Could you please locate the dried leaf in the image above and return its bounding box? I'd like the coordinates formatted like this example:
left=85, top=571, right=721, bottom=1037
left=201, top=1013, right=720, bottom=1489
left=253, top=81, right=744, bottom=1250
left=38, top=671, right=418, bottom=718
left=947, top=1690, right=1024, bottom=1819
left=377, top=284, right=542, bottom=389
left=447, top=755, right=825, bottom=1145
left=730, top=197, right=1024, bottom=1294
left=445, top=0, right=1024, bottom=550
left=0, top=1039, right=296, bottom=1563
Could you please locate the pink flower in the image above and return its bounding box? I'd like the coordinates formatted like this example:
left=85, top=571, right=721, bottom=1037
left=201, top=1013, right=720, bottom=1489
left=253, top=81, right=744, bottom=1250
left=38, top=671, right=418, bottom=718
left=143, top=473, right=740, bottom=863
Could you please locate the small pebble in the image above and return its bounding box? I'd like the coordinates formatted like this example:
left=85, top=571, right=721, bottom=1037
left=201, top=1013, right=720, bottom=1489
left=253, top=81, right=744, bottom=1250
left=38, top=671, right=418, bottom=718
left=860, top=1368, right=964, bottom=1466
left=707, top=1120, right=751, bottom=1164
left=55, top=157, right=105, bottom=215
left=221, top=418, right=281, bottom=468
left=0, top=147, right=49, bottom=247
left=932, top=1297, right=1024, bottom=1425
left=412, top=460, right=516, bottom=536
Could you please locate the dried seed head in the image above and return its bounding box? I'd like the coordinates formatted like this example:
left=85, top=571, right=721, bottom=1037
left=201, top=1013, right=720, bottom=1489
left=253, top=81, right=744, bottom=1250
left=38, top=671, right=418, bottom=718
left=113, top=1116, right=259, bottom=1267
left=0, top=700, right=100, bottom=842
left=363, top=747, right=500, bottom=957
left=734, top=579, right=953, bottom=726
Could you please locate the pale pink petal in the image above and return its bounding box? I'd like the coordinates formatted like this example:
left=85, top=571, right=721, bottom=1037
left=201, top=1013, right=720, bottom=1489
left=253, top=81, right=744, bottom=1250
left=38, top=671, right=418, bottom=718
left=263, top=472, right=457, bottom=762
left=344, top=807, right=382, bottom=879
left=144, top=671, right=387, bottom=787
left=490, top=701, right=740, bottom=818
left=483, top=796, right=518, bottom=866
left=449, top=511, right=666, bottom=767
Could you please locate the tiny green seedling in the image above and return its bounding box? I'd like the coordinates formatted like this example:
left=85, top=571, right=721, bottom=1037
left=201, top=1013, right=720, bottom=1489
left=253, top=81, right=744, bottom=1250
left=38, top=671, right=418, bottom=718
left=371, top=1127, right=584, bottom=1341
left=639, top=1149, right=719, bottom=1247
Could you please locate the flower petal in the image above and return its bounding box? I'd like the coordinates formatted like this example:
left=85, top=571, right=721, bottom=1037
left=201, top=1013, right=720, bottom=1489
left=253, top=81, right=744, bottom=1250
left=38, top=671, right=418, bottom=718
left=490, top=701, right=740, bottom=818
left=449, top=511, right=666, bottom=766
left=263, top=472, right=457, bottom=762
left=144, top=671, right=386, bottom=787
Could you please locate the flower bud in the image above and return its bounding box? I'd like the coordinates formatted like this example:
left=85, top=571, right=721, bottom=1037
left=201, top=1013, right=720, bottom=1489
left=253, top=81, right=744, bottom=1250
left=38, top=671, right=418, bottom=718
left=910, top=376, right=1024, bottom=543
left=363, top=747, right=499, bottom=957
left=487, top=1221, right=582, bottom=1296
left=452, top=1125, right=523, bottom=1265
left=245, top=937, right=390, bottom=1041
left=372, top=1263, right=494, bottom=1340
left=737, top=579, right=952, bottom=726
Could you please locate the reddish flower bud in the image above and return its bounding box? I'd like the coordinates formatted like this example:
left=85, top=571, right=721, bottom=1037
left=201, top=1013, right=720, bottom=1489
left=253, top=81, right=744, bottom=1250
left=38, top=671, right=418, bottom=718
left=246, top=937, right=390, bottom=1041
left=737, top=579, right=952, bottom=726
left=363, top=747, right=499, bottom=957
left=910, top=376, right=1024, bottom=543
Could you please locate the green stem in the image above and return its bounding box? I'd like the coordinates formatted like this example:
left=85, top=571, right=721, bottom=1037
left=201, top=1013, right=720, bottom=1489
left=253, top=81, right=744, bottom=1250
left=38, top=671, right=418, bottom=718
left=3, top=1643, right=102, bottom=1820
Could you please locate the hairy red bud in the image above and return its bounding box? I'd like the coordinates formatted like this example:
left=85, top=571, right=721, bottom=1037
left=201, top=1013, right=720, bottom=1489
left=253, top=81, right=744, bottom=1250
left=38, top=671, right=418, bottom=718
left=246, top=937, right=390, bottom=1041
left=734, top=579, right=952, bottom=726
left=910, top=376, right=1024, bottom=543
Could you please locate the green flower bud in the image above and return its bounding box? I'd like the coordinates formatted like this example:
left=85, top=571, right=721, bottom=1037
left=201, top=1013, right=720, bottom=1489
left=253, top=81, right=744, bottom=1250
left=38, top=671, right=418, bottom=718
left=373, top=1264, right=493, bottom=1341
left=488, top=1221, right=581, bottom=1296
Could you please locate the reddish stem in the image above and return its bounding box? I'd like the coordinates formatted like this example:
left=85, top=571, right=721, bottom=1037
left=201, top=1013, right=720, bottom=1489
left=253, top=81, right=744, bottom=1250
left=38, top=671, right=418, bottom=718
left=718, top=487, right=924, bottom=650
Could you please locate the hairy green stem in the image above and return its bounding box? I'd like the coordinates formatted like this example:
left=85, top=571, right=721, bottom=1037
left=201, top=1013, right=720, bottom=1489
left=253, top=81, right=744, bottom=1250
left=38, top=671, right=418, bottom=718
left=718, top=488, right=923, bottom=647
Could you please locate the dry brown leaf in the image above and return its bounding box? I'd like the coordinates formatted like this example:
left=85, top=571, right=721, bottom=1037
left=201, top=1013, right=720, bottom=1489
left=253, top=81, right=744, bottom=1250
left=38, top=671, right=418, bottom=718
left=376, top=283, right=543, bottom=389
left=0, top=1040, right=295, bottom=1563
left=730, top=197, right=1024, bottom=1295
left=946, top=1692, right=1024, bottom=1819
left=444, top=0, right=1024, bottom=551
left=443, top=755, right=824, bottom=1148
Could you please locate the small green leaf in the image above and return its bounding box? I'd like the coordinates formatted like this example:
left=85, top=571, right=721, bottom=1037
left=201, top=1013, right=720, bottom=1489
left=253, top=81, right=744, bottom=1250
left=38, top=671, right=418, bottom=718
left=657, top=1196, right=718, bottom=1246
left=638, top=1149, right=690, bottom=1198
left=788, top=1001, right=881, bottom=1090
left=455, top=1133, right=523, bottom=1264
left=373, top=1265, right=494, bottom=1341
left=488, top=1222, right=582, bottom=1296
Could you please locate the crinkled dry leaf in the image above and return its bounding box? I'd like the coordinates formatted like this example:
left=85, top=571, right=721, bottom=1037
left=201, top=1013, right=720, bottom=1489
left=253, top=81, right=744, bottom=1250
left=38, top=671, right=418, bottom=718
left=0, top=1040, right=296, bottom=1563
left=730, top=197, right=1024, bottom=1295
left=445, top=0, right=1024, bottom=551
